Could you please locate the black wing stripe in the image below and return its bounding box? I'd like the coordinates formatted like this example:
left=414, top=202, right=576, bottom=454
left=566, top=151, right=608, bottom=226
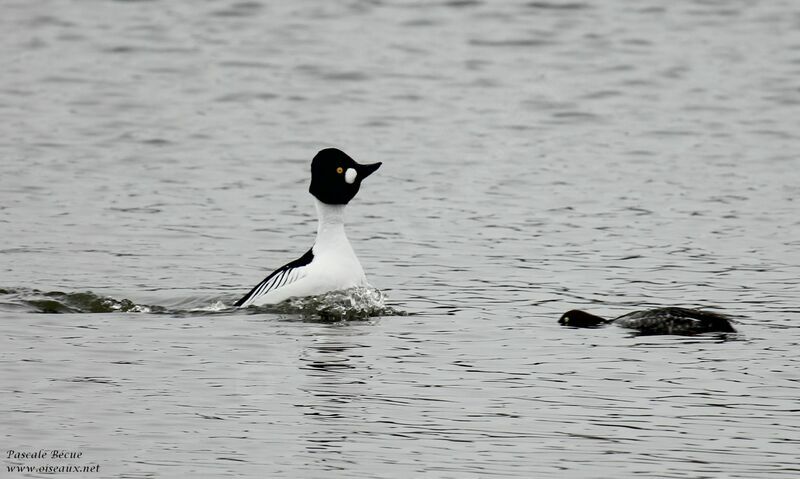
left=275, top=270, right=288, bottom=289
left=234, top=247, right=315, bottom=307
left=254, top=279, right=269, bottom=299
left=260, top=278, right=272, bottom=295
left=262, top=273, right=280, bottom=294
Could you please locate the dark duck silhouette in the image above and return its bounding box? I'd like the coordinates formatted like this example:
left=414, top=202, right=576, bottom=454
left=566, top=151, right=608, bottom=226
left=558, top=307, right=737, bottom=336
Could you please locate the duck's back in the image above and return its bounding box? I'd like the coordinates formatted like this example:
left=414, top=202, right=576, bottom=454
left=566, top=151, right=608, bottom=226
left=614, top=307, right=736, bottom=335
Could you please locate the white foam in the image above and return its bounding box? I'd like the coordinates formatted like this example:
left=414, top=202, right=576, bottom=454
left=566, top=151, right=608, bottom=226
left=257, top=286, right=403, bottom=320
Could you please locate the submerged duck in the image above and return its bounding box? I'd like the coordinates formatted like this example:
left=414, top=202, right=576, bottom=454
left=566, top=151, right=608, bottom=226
left=234, top=148, right=382, bottom=308
left=558, top=307, right=737, bottom=335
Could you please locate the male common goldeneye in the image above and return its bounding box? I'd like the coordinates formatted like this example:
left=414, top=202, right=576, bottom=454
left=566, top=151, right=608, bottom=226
left=234, top=148, right=381, bottom=307
left=558, top=307, right=737, bottom=335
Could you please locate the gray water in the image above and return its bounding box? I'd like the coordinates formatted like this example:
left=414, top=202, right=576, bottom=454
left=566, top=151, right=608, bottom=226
left=2, top=0, right=799, bottom=477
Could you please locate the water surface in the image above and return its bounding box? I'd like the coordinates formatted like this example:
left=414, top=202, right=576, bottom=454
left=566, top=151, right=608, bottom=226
left=1, top=0, right=799, bottom=477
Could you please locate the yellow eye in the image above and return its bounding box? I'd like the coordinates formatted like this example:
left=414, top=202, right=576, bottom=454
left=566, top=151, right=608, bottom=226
left=336, top=167, right=343, bottom=174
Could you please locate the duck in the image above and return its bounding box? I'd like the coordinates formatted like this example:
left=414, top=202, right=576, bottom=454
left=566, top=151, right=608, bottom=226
left=234, top=148, right=381, bottom=307
left=558, top=307, right=737, bottom=335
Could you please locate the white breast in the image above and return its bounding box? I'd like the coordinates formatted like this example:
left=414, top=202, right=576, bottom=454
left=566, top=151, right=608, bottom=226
left=246, top=241, right=366, bottom=307
left=243, top=200, right=368, bottom=307
left=306, top=233, right=367, bottom=292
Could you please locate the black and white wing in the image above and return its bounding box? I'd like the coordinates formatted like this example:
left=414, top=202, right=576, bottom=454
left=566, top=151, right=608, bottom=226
left=234, top=248, right=314, bottom=307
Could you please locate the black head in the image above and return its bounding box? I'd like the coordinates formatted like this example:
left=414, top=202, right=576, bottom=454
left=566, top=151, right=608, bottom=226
left=309, top=148, right=381, bottom=205
left=558, top=309, right=608, bottom=328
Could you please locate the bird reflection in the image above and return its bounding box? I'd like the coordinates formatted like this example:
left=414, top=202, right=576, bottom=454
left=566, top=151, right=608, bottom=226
left=296, top=326, right=374, bottom=460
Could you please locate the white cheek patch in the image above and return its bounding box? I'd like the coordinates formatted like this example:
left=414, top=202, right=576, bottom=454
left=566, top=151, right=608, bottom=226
left=345, top=168, right=357, bottom=184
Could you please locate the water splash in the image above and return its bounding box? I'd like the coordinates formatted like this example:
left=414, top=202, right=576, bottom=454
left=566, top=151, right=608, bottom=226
left=247, top=286, right=406, bottom=321
left=190, top=300, right=230, bottom=313
left=0, top=286, right=405, bottom=319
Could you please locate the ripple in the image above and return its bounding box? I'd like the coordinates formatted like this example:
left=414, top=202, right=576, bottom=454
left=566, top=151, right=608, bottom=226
left=469, top=38, right=553, bottom=48
left=0, top=288, right=164, bottom=314
left=0, top=287, right=406, bottom=320
left=214, top=92, right=280, bottom=103
left=211, top=2, right=264, bottom=18
left=525, top=1, right=590, bottom=10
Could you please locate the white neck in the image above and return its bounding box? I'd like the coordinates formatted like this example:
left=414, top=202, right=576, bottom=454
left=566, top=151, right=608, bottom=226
left=314, top=199, right=347, bottom=244
left=311, top=198, right=366, bottom=286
